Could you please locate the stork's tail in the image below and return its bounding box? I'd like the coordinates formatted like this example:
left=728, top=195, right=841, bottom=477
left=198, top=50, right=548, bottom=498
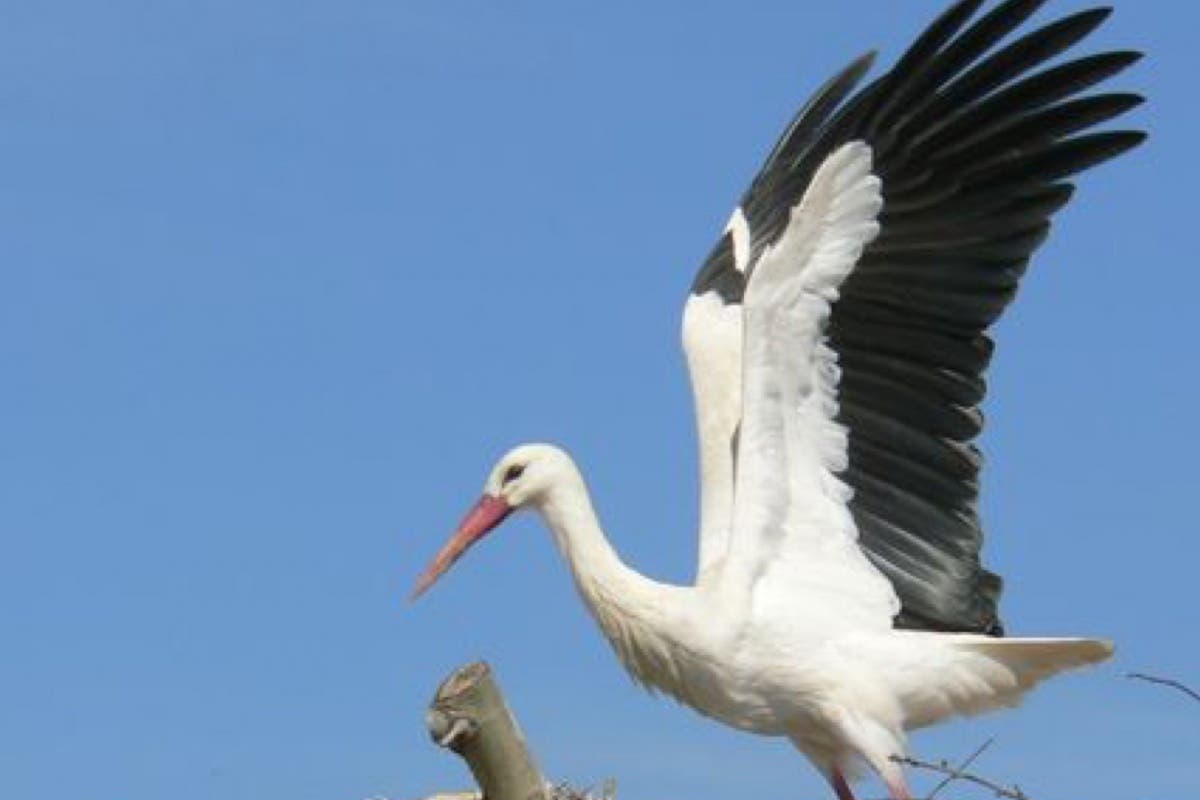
left=961, top=636, right=1114, bottom=688
left=898, top=634, right=1114, bottom=730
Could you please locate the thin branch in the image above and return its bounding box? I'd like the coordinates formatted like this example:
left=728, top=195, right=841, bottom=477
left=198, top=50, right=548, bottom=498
left=1126, top=672, right=1200, bottom=704
left=891, top=752, right=1030, bottom=800
left=926, top=738, right=995, bottom=800
left=411, top=785, right=607, bottom=800
left=550, top=784, right=613, bottom=800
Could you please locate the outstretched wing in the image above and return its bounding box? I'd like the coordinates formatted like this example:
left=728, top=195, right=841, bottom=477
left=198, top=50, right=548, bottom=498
left=684, top=0, right=1144, bottom=633
left=724, top=141, right=901, bottom=632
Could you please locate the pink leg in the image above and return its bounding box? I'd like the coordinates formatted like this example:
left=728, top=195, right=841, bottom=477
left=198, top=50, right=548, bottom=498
left=830, top=767, right=856, bottom=800
left=883, top=772, right=911, bottom=800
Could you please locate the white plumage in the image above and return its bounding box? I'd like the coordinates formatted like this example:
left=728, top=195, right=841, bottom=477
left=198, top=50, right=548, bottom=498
left=439, top=443, right=1111, bottom=797
left=413, top=2, right=1143, bottom=798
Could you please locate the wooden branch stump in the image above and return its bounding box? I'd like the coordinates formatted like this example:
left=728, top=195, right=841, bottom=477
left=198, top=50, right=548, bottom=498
left=426, top=662, right=549, bottom=800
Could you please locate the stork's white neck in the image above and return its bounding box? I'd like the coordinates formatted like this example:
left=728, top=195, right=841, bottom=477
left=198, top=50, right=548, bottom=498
left=535, top=466, right=655, bottom=608
left=531, top=464, right=700, bottom=695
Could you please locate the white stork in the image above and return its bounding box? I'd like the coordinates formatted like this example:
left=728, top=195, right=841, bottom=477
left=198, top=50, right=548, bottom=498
left=412, top=1, right=1144, bottom=797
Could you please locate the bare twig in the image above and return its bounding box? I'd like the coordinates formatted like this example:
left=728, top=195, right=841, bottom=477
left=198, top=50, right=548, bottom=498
left=1126, top=672, right=1200, bottom=704
left=553, top=779, right=616, bottom=800
left=925, top=738, right=995, bottom=800
left=892, top=750, right=1030, bottom=800
left=411, top=785, right=607, bottom=800
left=549, top=783, right=614, bottom=800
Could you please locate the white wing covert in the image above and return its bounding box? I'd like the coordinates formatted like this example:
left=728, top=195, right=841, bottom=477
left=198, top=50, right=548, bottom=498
left=683, top=275, right=744, bottom=584
left=723, top=142, right=899, bottom=628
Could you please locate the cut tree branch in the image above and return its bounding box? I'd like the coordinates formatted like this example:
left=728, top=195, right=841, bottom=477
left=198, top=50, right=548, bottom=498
left=426, top=661, right=549, bottom=800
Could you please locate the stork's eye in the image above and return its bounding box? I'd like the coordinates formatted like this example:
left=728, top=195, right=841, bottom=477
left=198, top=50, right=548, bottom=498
left=502, top=464, right=525, bottom=484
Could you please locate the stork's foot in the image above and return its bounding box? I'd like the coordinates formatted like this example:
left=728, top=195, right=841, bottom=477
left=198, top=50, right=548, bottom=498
left=830, top=768, right=856, bottom=800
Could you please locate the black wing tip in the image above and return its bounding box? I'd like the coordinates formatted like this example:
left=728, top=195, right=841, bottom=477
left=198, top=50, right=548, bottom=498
left=1113, top=92, right=1148, bottom=113
left=847, top=49, right=879, bottom=73
left=1100, top=49, right=1146, bottom=76
left=1113, top=128, right=1149, bottom=152
left=1076, top=47, right=1142, bottom=66
left=1093, top=128, right=1149, bottom=148
left=811, top=49, right=879, bottom=97
left=1077, top=5, right=1115, bottom=20
left=980, top=0, right=1053, bottom=32
left=1061, top=6, right=1115, bottom=33
left=942, top=0, right=991, bottom=32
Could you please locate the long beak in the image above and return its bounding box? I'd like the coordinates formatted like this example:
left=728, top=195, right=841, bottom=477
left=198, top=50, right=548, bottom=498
left=410, top=494, right=512, bottom=601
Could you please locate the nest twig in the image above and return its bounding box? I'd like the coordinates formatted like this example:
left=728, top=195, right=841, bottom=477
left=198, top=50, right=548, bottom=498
left=412, top=781, right=613, bottom=800
left=892, top=740, right=1030, bottom=800
left=1126, top=672, right=1200, bottom=704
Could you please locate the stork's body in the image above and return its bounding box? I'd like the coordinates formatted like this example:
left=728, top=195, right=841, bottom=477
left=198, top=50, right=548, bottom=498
left=413, top=1, right=1143, bottom=797
left=492, top=435, right=1108, bottom=796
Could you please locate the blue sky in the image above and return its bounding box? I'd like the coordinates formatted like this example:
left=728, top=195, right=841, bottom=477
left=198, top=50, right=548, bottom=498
left=1, top=1, right=1196, bottom=798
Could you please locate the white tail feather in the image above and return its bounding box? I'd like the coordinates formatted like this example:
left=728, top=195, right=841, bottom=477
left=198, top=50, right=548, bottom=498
left=957, top=636, right=1114, bottom=690
left=888, top=633, right=1114, bottom=730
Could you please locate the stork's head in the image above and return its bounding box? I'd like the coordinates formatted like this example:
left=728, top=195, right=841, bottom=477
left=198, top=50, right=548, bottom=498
left=410, top=443, right=569, bottom=600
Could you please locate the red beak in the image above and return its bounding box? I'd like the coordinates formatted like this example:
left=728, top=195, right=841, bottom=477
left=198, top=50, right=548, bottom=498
left=410, top=494, right=512, bottom=601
